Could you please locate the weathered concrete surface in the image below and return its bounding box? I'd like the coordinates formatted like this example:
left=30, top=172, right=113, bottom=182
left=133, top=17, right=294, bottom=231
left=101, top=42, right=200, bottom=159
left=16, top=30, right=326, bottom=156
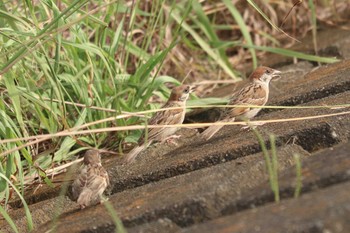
left=268, top=60, right=350, bottom=107
left=221, top=142, right=350, bottom=215
left=127, top=218, right=180, bottom=233
left=181, top=181, right=350, bottom=233
left=1, top=196, right=78, bottom=233
left=33, top=145, right=308, bottom=233
left=36, top=140, right=350, bottom=233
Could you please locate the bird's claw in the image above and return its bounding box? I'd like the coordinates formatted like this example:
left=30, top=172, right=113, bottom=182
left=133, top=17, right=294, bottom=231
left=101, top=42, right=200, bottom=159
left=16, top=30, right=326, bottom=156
left=240, top=125, right=252, bottom=131
left=100, top=196, right=109, bottom=203
left=162, top=135, right=181, bottom=145
left=240, top=122, right=265, bottom=131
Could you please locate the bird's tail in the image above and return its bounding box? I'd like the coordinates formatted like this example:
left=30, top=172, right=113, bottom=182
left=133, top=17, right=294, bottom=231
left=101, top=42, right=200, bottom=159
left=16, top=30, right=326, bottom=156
left=124, top=141, right=152, bottom=164
left=201, top=118, right=234, bottom=140
left=77, top=189, right=93, bottom=209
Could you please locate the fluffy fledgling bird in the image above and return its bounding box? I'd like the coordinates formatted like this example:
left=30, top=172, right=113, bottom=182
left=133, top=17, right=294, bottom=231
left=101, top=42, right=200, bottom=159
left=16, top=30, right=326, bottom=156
left=71, top=150, right=109, bottom=209
left=125, top=85, right=195, bottom=164
left=201, top=66, right=281, bottom=140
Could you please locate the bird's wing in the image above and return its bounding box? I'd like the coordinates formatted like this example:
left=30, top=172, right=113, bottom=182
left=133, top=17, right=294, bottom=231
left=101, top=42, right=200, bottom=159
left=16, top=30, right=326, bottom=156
left=224, top=84, right=267, bottom=118
left=71, top=166, right=88, bottom=201
left=74, top=165, right=108, bottom=207
left=86, top=166, right=109, bottom=192
left=139, top=102, right=184, bottom=143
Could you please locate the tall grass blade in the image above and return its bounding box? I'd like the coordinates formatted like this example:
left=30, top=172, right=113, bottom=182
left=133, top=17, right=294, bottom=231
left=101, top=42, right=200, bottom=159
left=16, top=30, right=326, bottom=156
left=0, top=205, right=19, bottom=233
left=103, top=201, right=127, bottom=233
left=222, top=0, right=257, bottom=68
left=308, top=0, right=319, bottom=64
left=213, top=41, right=339, bottom=63
left=0, top=173, right=33, bottom=231
left=293, top=153, right=303, bottom=198
left=247, top=0, right=300, bottom=42
left=169, top=3, right=239, bottom=80
left=269, top=134, right=279, bottom=202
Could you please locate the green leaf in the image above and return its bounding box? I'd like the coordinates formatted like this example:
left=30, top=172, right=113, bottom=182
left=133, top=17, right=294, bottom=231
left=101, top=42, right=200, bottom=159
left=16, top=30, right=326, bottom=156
left=4, top=74, right=27, bottom=137
left=187, top=97, right=228, bottom=107
left=54, top=109, right=88, bottom=162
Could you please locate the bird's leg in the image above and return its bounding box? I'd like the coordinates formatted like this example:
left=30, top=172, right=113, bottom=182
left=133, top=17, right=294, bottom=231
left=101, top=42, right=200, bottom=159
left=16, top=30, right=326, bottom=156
left=161, top=135, right=181, bottom=145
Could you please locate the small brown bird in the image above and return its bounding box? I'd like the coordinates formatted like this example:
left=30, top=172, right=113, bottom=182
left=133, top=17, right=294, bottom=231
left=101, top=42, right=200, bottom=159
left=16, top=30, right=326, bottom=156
left=202, top=66, right=281, bottom=140
left=71, top=150, right=109, bottom=209
left=125, top=85, right=195, bottom=163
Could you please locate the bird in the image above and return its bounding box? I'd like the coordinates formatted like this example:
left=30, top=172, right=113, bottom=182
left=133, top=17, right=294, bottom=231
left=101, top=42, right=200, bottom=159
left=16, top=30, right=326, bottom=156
left=201, top=66, right=281, bottom=140
left=125, top=84, right=195, bottom=164
left=71, top=149, right=110, bottom=209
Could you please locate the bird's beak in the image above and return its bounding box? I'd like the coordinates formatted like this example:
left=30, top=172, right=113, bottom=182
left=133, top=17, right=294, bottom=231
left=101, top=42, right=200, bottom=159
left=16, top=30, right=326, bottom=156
left=272, top=69, right=282, bottom=78
left=189, top=85, right=196, bottom=93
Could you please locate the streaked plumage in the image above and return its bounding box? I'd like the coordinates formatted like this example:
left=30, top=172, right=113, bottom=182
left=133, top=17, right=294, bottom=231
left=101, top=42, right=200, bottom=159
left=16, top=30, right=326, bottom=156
left=71, top=150, right=109, bottom=209
left=202, top=66, right=281, bottom=140
left=125, top=85, right=194, bottom=163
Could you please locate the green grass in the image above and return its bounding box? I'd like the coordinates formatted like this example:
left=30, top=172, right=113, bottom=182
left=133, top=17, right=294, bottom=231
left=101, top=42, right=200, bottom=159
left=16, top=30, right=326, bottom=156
left=293, top=153, right=303, bottom=198
left=0, top=173, right=33, bottom=232
left=0, top=0, right=342, bottom=230
left=252, top=129, right=305, bottom=202
left=252, top=129, right=280, bottom=202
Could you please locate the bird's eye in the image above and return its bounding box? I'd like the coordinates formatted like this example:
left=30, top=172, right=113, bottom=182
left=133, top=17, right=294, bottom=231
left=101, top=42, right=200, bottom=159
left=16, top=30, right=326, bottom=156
left=184, top=87, right=190, bottom=94
left=265, top=69, right=271, bottom=74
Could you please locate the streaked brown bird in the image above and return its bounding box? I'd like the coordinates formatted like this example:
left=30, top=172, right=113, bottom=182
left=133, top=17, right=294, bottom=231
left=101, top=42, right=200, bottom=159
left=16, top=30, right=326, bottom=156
left=201, top=66, right=281, bottom=140
left=71, top=150, right=109, bottom=209
left=125, top=84, right=195, bottom=163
